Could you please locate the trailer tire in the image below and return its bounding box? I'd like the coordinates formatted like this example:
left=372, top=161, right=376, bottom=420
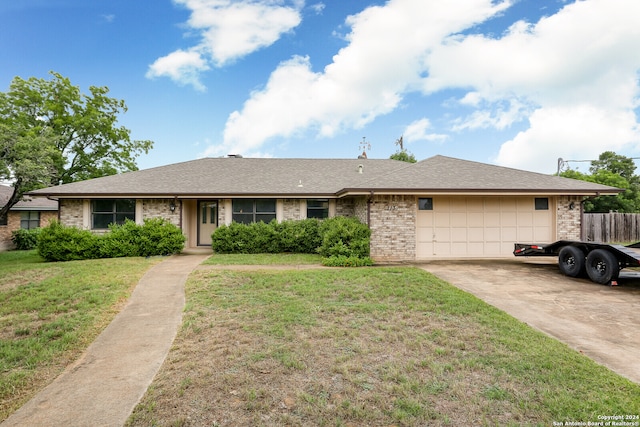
left=585, top=249, right=619, bottom=284
left=558, top=246, right=585, bottom=277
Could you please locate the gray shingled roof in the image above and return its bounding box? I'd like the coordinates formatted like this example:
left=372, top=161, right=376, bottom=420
left=27, top=155, right=620, bottom=198
left=28, top=158, right=408, bottom=197
left=1, top=185, right=58, bottom=210
left=352, top=155, right=621, bottom=194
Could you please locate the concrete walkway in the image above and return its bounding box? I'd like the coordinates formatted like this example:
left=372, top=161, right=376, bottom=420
left=2, top=254, right=209, bottom=427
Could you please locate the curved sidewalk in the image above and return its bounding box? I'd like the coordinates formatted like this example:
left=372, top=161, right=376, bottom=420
left=2, top=254, right=209, bottom=427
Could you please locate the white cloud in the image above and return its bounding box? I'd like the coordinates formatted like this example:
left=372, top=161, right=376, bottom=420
left=206, top=0, right=510, bottom=156
left=202, top=0, right=640, bottom=171
left=146, top=49, right=210, bottom=91
left=424, top=0, right=640, bottom=171
left=404, top=118, right=448, bottom=143
left=496, top=105, right=640, bottom=172
left=147, top=0, right=302, bottom=90
left=309, top=3, right=324, bottom=14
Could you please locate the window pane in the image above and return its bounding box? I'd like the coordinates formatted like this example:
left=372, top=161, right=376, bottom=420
left=209, top=205, right=217, bottom=225
left=255, top=199, right=276, bottom=213
left=419, top=198, right=433, bottom=210
left=233, top=213, right=254, bottom=224
left=201, top=204, right=207, bottom=224
left=307, top=199, right=328, bottom=208
left=116, top=199, right=136, bottom=213
left=115, top=213, right=134, bottom=225
left=93, top=213, right=113, bottom=229
left=535, top=198, right=549, bottom=210
left=233, top=199, right=253, bottom=213
left=255, top=214, right=276, bottom=223
left=93, top=200, right=113, bottom=212
left=0, top=213, right=7, bottom=226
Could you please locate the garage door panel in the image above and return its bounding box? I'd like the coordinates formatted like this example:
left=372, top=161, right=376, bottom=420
left=451, top=228, right=467, bottom=241
left=416, top=196, right=554, bottom=258
left=468, top=227, right=484, bottom=241
left=468, top=213, right=484, bottom=227
left=451, top=212, right=467, bottom=225
left=435, top=212, right=450, bottom=226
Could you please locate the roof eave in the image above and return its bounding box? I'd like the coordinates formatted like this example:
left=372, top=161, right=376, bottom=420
left=337, top=188, right=623, bottom=197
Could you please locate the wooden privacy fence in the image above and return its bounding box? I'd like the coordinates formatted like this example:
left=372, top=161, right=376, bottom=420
left=582, top=213, right=640, bottom=243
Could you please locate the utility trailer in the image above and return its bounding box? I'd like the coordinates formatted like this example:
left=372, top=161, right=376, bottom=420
left=513, top=240, right=640, bottom=284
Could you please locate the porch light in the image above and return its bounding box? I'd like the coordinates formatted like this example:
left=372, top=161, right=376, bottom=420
left=169, top=202, right=176, bottom=212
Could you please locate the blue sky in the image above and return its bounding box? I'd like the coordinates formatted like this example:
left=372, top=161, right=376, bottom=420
left=2, top=0, right=640, bottom=174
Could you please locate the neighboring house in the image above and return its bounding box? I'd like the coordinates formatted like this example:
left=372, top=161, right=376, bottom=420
left=0, top=185, right=59, bottom=251
left=26, top=155, right=621, bottom=260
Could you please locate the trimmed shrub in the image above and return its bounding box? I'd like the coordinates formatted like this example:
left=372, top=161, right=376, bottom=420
left=136, top=218, right=187, bottom=257
left=276, top=218, right=321, bottom=253
left=99, top=220, right=141, bottom=258
left=38, top=221, right=100, bottom=261
left=317, top=216, right=370, bottom=258
left=37, top=219, right=185, bottom=262
left=11, top=228, right=42, bottom=250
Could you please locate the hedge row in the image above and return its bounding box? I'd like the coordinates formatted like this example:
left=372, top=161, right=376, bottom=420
left=37, top=218, right=186, bottom=262
left=211, top=216, right=371, bottom=262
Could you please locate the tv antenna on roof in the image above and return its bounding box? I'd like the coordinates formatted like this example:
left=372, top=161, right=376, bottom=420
left=359, top=136, right=371, bottom=153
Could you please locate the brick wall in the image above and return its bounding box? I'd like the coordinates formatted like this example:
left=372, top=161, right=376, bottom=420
left=369, top=195, right=416, bottom=261
left=282, top=199, right=301, bottom=220
left=60, top=199, right=85, bottom=228
left=0, top=210, right=59, bottom=251
left=336, top=198, right=355, bottom=217
left=141, top=199, right=180, bottom=226
left=0, top=212, right=20, bottom=251
left=557, top=196, right=582, bottom=240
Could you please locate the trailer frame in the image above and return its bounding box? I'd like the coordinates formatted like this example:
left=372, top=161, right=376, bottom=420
left=513, top=240, right=640, bottom=284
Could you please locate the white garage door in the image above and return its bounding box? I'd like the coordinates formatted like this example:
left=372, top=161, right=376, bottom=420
left=416, top=196, right=554, bottom=258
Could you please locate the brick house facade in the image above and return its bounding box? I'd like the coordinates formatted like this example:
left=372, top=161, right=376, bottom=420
left=27, top=156, right=619, bottom=260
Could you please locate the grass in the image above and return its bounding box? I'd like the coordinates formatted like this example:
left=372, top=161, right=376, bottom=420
left=127, top=264, right=640, bottom=426
left=0, top=250, right=161, bottom=420
left=203, top=253, right=323, bottom=265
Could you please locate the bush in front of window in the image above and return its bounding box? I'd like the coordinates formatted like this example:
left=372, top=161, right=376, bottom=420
left=37, top=219, right=185, bottom=261
left=211, top=216, right=372, bottom=267
left=211, top=218, right=323, bottom=254
left=38, top=221, right=101, bottom=261
left=11, top=228, right=42, bottom=250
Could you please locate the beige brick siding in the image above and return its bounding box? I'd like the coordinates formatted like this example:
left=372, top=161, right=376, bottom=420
left=336, top=198, right=355, bottom=217
left=0, top=210, right=58, bottom=251
left=369, top=195, right=416, bottom=261
left=282, top=199, right=302, bottom=220
left=557, top=196, right=582, bottom=240
left=141, top=199, right=181, bottom=226
left=59, top=200, right=85, bottom=228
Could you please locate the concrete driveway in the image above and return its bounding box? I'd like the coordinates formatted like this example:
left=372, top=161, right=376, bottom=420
left=419, top=258, right=640, bottom=384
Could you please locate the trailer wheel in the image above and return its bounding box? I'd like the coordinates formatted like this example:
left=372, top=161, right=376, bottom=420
left=558, top=246, right=585, bottom=277
left=585, top=249, right=620, bottom=284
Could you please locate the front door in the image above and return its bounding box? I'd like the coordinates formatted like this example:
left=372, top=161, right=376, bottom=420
left=198, top=200, right=218, bottom=246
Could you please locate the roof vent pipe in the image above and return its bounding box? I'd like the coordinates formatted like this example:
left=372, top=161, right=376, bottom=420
left=227, top=154, right=243, bottom=158
left=358, top=164, right=363, bottom=174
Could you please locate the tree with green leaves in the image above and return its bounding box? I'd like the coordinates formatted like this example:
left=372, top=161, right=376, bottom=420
left=560, top=151, right=640, bottom=212
left=0, top=71, right=153, bottom=219
left=389, top=136, right=417, bottom=163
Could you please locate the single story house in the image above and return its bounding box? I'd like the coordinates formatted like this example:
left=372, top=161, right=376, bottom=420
left=0, top=185, right=59, bottom=251
left=27, top=155, right=620, bottom=260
